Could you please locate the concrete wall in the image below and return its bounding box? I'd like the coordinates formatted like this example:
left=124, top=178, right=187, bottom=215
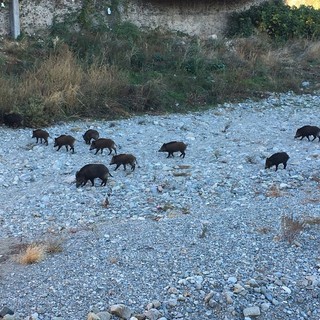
left=0, top=0, right=268, bottom=38
left=119, top=0, right=268, bottom=38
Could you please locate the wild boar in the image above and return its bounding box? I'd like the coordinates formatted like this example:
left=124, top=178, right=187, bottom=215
left=83, top=129, right=99, bottom=144
left=158, top=141, right=187, bottom=158
left=3, top=113, right=23, bottom=128
left=76, top=164, right=112, bottom=187
left=32, top=129, right=49, bottom=145
left=265, top=152, right=289, bottom=171
left=90, top=138, right=117, bottom=155
left=54, top=134, right=75, bottom=153
left=294, top=125, right=320, bottom=141
left=110, top=154, right=137, bottom=171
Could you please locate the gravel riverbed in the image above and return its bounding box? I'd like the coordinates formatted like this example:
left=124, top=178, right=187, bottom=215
left=0, top=92, right=320, bottom=320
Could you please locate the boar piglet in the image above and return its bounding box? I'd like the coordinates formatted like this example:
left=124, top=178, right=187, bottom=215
left=83, top=129, right=99, bottom=144
left=110, top=154, right=137, bottom=171
left=32, top=129, right=49, bottom=145
left=265, top=152, right=289, bottom=171
left=294, top=125, right=320, bottom=142
left=158, top=141, right=187, bottom=158
left=54, top=135, right=75, bottom=153
left=76, top=164, right=112, bottom=187
left=90, top=138, right=117, bottom=155
left=3, top=113, right=23, bottom=128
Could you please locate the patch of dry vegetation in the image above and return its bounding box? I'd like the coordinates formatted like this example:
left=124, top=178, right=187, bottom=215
left=280, top=215, right=305, bottom=244
left=279, top=214, right=320, bottom=244
left=9, top=238, right=64, bottom=265
left=1, top=16, right=320, bottom=126
left=266, top=184, right=282, bottom=198
left=17, top=244, right=46, bottom=265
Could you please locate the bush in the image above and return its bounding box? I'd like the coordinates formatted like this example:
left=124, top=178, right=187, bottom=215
left=227, top=0, right=320, bottom=41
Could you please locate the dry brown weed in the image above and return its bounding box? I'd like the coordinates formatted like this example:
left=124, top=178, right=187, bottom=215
left=281, top=215, right=305, bottom=244
left=18, top=244, right=46, bottom=265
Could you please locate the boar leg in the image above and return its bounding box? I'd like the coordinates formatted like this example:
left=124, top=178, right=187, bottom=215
left=114, top=164, right=121, bottom=171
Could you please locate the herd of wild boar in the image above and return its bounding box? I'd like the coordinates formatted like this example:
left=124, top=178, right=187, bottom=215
left=3, top=112, right=320, bottom=185
left=31, top=127, right=188, bottom=188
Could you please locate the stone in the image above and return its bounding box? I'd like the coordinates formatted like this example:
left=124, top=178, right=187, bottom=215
left=144, top=308, right=161, bottom=320
left=243, top=306, right=261, bottom=317
left=109, top=304, right=132, bottom=320
left=3, top=315, right=16, bottom=320
left=0, top=307, right=14, bottom=317
left=248, top=279, right=259, bottom=287
left=87, top=312, right=101, bottom=320
left=233, top=283, right=245, bottom=293
left=167, top=298, right=178, bottom=307
left=227, top=276, right=237, bottom=284
left=96, top=312, right=112, bottom=320
left=225, top=291, right=233, bottom=304
left=282, top=285, right=292, bottom=294
left=261, top=302, right=270, bottom=311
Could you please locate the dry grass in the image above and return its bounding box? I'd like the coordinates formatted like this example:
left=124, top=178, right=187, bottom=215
left=280, top=215, right=305, bottom=244
left=266, top=184, right=282, bottom=198
left=11, top=237, right=64, bottom=265
left=18, top=244, right=46, bottom=265
left=301, top=40, right=320, bottom=62
left=303, top=216, right=320, bottom=226
left=1, top=34, right=320, bottom=125
left=44, top=238, right=64, bottom=254
left=256, top=227, right=272, bottom=234
left=109, top=256, right=118, bottom=264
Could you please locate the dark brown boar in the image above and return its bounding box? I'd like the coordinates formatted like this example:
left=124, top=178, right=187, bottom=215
left=90, top=138, right=117, bottom=155
left=3, top=113, right=23, bottom=128
left=32, top=129, right=49, bottom=145
left=158, top=141, right=187, bottom=158
left=294, top=125, right=320, bottom=141
left=110, top=154, right=137, bottom=171
left=76, top=164, right=113, bottom=187
left=54, top=135, right=75, bottom=153
left=83, top=129, right=99, bottom=144
left=265, top=152, right=289, bottom=171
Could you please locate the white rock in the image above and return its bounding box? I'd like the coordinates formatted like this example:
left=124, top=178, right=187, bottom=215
left=243, top=306, right=261, bottom=317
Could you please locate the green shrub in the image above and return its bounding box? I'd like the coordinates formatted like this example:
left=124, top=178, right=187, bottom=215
left=227, top=0, right=320, bottom=41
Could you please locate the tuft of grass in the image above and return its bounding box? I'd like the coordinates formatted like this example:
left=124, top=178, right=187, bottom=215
left=44, top=238, right=64, bottom=254
left=266, top=184, right=282, bottom=198
left=280, top=215, right=305, bottom=244
left=18, top=244, right=46, bottom=265
left=303, top=216, right=320, bottom=226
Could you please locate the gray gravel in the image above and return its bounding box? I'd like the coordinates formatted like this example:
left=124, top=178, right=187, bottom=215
left=0, top=92, right=320, bottom=320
